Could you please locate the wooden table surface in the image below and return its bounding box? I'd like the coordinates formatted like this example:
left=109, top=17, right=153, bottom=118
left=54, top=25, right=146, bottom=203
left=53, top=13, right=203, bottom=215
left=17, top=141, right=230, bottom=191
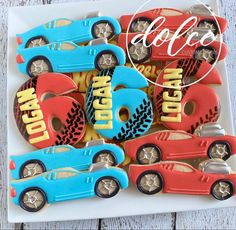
left=1, top=0, right=236, bottom=229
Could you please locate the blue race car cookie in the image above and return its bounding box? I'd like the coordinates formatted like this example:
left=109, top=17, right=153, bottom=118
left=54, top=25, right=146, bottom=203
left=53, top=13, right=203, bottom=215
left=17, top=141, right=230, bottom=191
left=16, top=38, right=126, bottom=77
left=10, top=139, right=125, bottom=180
left=10, top=162, right=129, bottom=212
left=16, top=13, right=121, bottom=48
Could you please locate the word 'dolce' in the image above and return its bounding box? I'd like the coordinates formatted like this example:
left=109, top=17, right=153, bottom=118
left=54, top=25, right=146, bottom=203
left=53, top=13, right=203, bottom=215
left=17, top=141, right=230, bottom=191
left=131, top=16, right=217, bottom=57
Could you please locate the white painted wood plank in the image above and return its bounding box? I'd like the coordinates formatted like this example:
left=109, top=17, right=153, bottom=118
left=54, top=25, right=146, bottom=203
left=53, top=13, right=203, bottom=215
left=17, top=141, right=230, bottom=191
left=101, top=214, right=175, bottom=230
left=47, top=0, right=96, bottom=4
left=23, top=220, right=99, bottom=230
left=176, top=0, right=236, bottom=229
left=219, top=0, right=236, bottom=127
left=176, top=207, right=236, bottom=230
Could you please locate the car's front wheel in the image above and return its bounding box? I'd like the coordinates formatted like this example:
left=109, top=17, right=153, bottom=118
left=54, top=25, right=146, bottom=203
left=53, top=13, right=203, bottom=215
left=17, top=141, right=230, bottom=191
left=19, top=188, right=47, bottom=212
left=93, top=151, right=116, bottom=166
left=92, top=20, right=115, bottom=40
left=27, top=56, right=52, bottom=77
left=208, top=141, right=231, bottom=161
left=20, top=160, right=46, bottom=179
left=136, top=171, right=163, bottom=195
left=194, top=46, right=217, bottom=64
left=211, top=180, right=233, bottom=200
left=136, top=144, right=161, bottom=165
left=95, top=51, right=119, bottom=70
left=95, top=176, right=120, bottom=198
left=128, top=41, right=151, bottom=63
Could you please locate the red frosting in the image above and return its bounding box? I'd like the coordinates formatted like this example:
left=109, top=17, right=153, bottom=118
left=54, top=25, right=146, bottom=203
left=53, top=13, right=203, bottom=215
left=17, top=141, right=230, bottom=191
left=153, top=58, right=221, bottom=133
left=14, top=73, right=86, bottom=149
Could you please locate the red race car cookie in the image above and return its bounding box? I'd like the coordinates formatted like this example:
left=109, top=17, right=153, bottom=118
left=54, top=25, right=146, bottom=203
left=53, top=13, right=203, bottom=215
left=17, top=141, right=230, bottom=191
left=129, top=159, right=236, bottom=200
left=118, top=31, right=228, bottom=64
left=14, top=73, right=86, bottom=149
left=120, top=5, right=228, bottom=35
left=124, top=123, right=236, bottom=164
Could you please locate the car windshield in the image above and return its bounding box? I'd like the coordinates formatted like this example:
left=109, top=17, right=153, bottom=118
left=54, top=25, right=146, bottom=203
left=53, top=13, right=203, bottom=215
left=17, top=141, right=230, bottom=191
left=160, top=8, right=183, bottom=16
left=60, top=42, right=77, bottom=50
left=55, top=171, right=77, bottom=179
left=55, top=19, right=73, bottom=27
left=45, top=19, right=72, bottom=29
left=173, top=164, right=194, bottom=173
left=167, top=132, right=192, bottom=140
left=54, top=146, right=72, bottom=153
left=46, top=168, right=79, bottom=180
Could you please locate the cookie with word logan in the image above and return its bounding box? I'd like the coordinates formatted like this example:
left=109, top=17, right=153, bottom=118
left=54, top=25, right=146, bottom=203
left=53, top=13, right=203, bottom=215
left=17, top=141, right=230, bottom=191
left=14, top=73, right=86, bottom=149
left=86, top=66, right=153, bottom=141
left=153, top=58, right=221, bottom=133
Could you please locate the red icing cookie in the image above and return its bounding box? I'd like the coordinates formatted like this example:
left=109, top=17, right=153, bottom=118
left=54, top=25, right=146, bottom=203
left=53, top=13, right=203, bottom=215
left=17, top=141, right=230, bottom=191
left=66, top=91, right=85, bottom=109
left=153, top=58, right=221, bottom=133
left=14, top=73, right=86, bottom=149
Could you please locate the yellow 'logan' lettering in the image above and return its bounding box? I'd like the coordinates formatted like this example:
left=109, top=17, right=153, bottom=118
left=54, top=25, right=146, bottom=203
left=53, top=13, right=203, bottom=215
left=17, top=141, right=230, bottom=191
left=17, top=88, right=49, bottom=143
left=92, top=76, right=113, bottom=129
left=161, top=68, right=183, bottom=123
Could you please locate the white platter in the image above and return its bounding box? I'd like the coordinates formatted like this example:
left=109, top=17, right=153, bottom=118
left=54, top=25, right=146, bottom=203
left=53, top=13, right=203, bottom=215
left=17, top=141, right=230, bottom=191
left=8, top=0, right=235, bottom=223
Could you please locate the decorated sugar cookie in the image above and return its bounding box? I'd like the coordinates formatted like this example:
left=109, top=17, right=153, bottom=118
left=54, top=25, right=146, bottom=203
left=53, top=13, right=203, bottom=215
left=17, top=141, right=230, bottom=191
left=16, top=39, right=126, bottom=77
left=10, top=162, right=129, bottom=212
left=9, top=139, right=125, bottom=180
left=129, top=159, right=236, bottom=200
left=16, top=15, right=121, bottom=49
left=118, top=31, right=228, bottom=64
left=69, top=61, right=164, bottom=94
left=120, top=6, right=228, bottom=34
left=14, top=73, right=86, bottom=149
left=124, top=123, right=235, bottom=164
left=86, top=66, right=153, bottom=141
left=153, top=58, right=221, bottom=133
